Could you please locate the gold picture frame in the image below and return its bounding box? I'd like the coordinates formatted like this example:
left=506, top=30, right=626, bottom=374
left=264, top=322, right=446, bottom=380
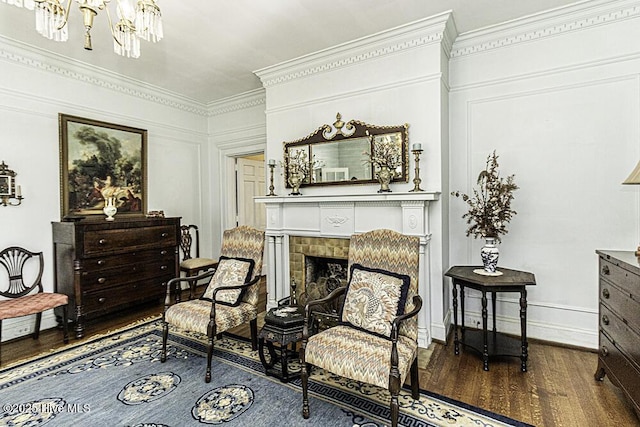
left=59, top=114, right=147, bottom=219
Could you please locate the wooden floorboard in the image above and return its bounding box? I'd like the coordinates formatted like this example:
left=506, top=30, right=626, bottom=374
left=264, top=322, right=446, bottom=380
left=1, top=286, right=639, bottom=427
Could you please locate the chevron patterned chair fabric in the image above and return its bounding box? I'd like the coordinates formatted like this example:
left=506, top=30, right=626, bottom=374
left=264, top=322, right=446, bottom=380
left=161, top=225, right=265, bottom=382
left=300, top=229, right=422, bottom=427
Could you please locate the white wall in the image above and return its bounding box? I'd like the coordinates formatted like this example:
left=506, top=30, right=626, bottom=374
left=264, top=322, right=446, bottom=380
left=207, top=89, right=267, bottom=252
left=0, top=37, right=212, bottom=341
left=448, top=0, right=640, bottom=348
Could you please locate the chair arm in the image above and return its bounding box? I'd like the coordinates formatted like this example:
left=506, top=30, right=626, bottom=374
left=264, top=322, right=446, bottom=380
left=208, top=275, right=262, bottom=321
left=390, top=295, right=423, bottom=341
left=165, top=269, right=216, bottom=304
left=302, top=286, right=347, bottom=340
left=387, top=295, right=423, bottom=388
left=210, top=275, right=261, bottom=299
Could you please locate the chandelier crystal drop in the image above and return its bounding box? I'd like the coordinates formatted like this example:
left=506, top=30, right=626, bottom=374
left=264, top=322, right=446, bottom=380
left=1, top=0, right=162, bottom=58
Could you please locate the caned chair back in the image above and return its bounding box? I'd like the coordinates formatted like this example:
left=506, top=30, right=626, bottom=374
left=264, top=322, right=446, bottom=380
left=347, top=229, right=420, bottom=341
left=0, top=247, right=44, bottom=298
left=219, top=225, right=265, bottom=306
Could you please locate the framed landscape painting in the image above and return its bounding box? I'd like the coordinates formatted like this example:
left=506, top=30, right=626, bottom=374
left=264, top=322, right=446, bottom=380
left=59, top=114, right=147, bottom=219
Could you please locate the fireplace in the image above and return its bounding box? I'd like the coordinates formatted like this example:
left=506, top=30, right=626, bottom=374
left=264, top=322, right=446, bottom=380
left=288, top=236, right=349, bottom=304
left=256, top=191, right=442, bottom=347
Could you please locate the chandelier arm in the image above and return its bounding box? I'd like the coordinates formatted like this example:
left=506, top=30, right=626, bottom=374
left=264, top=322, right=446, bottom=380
left=57, top=0, right=73, bottom=31
left=103, top=4, right=123, bottom=47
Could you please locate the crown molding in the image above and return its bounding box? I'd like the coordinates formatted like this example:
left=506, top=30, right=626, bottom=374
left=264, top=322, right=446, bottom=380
left=0, top=35, right=208, bottom=116
left=254, top=11, right=456, bottom=88
left=451, top=0, right=640, bottom=58
left=207, top=88, right=266, bottom=117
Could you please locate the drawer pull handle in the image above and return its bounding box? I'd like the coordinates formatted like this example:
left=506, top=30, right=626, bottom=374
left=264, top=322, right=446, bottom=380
left=97, top=260, right=105, bottom=266
left=161, top=232, right=169, bottom=238
left=601, top=346, right=609, bottom=357
left=602, top=315, right=609, bottom=325
left=97, top=277, right=106, bottom=284
left=161, top=265, right=168, bottom=270
left=98, top=297, right=106, bottom=304
left=160, top=250, right=168, bottom=255
left=98, top=239, right=107, bottom=245
left=602, top=288, right=610, bottom=299
left=602, top=265, right=610, bottom=275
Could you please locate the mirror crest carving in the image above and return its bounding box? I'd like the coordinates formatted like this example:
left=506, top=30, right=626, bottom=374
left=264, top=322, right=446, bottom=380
left=283, top=113, right=409, bottom=188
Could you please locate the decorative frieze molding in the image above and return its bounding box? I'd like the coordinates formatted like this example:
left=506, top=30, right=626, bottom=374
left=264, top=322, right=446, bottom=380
left=207, top=88, right=266, bottom=117
left=451, top=0, right=640, bottom=58
left=255, top=12, right=456, bottom=88
left=0, top=36, right=208, bottom=116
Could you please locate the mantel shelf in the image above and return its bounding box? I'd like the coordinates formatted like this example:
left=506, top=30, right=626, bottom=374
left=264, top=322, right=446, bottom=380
left=255, top=191, right=440, bottom=205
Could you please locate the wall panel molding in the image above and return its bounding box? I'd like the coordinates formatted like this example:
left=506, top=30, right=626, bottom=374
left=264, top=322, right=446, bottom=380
left=264, top=72, right=442, bottom=115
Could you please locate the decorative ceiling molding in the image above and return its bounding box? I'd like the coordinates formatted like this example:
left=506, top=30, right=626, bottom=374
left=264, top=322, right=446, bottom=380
left=207, top=88, right=266, bottom=117
left=451, top=0, right=640, bottom=58
left=255, top=11, right=456, bottom=89
left=0, top=36, right=208, bottom=116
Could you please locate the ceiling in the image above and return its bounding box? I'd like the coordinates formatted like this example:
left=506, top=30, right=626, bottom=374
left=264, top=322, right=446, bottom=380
left=0, top=0, right=580, bottom=104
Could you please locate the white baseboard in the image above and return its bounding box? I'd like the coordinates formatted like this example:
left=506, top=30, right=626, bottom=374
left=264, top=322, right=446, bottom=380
left=1, top=311, right=59, bottom=343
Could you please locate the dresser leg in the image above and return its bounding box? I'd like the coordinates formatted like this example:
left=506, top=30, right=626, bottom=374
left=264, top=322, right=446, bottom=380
left=74, top=306, right=84, bottom=339
left=594, top=360, right=606, bottom=381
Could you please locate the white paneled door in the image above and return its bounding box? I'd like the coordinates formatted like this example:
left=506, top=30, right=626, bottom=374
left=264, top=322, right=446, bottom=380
left=236, top=158, right=266, bottom=229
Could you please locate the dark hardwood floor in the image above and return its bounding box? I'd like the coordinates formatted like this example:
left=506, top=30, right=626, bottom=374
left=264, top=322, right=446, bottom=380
left=2, top=281, right=639, bottom=427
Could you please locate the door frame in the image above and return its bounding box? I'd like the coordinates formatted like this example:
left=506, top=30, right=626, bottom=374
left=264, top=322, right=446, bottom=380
left=218, top=143, right=266, bottom=231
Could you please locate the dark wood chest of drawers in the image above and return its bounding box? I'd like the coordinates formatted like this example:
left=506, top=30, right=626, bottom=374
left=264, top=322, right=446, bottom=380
left=52, top=217, right=180, bottom=338
left=595, top=250, right=640, bottom=418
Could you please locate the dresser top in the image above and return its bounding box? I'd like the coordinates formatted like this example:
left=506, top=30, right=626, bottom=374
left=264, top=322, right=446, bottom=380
left=596, top=250, right=640, bottom=275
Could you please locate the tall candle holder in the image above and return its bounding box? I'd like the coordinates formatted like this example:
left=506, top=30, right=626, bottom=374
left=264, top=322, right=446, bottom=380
left=409, top=144, right=424, bottom=192
left=267, top=159, right=277, bottom=196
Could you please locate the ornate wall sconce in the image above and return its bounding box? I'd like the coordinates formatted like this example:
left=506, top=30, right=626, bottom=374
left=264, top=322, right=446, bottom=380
left=0, top=161, right=24, bottom=206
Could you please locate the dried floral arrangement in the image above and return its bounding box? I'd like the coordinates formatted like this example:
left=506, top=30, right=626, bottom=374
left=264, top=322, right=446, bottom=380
left=283, top=148, right=323, bottom=181
left=451, top=150, right=518, bottom=242
left=286, top=149, right=312, bottom=178
left=365, top=134, right=402, bottom=170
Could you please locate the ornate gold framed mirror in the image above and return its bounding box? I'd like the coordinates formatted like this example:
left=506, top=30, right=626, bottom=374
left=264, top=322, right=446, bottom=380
left=283, top=113, right=409, bottom=189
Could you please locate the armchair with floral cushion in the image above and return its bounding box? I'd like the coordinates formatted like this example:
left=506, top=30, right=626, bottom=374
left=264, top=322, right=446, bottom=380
left=161, top=225, right=265, bottom=382
left=300, top=229, right=422, bottom=427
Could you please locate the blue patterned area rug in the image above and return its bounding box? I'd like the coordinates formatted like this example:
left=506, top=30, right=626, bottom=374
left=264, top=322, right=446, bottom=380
left=0, top=318, right=532, bottom=427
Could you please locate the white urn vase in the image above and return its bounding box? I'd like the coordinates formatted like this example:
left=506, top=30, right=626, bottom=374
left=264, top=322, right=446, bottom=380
left=103, top=197, right=118, bottom=221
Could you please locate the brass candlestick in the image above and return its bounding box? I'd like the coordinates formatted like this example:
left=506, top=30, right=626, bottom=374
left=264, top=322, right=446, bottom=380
left=267, top=160, right=277, bottom=196
left=409, top=147, right=424, bottom=192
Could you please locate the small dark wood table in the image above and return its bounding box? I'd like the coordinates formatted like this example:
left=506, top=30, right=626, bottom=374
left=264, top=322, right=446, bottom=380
left=258, top=305, right=304, bottom=382
left=445, top=266, right=536, bottom=372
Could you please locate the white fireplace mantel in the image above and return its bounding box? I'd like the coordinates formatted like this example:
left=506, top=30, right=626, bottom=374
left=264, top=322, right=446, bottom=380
left=256, top=191, right=440, bottom=348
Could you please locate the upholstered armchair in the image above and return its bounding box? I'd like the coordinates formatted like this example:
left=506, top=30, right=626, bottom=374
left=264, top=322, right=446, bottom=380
left=0, top=247, right=69, bottom=365
left=161, top=225, right=265, bottom=382
left=300, top=229, right=422, bottom=427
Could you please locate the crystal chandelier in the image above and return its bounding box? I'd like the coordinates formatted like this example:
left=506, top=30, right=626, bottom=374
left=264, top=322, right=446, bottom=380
left=1, top=0, right=163, bottom=58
